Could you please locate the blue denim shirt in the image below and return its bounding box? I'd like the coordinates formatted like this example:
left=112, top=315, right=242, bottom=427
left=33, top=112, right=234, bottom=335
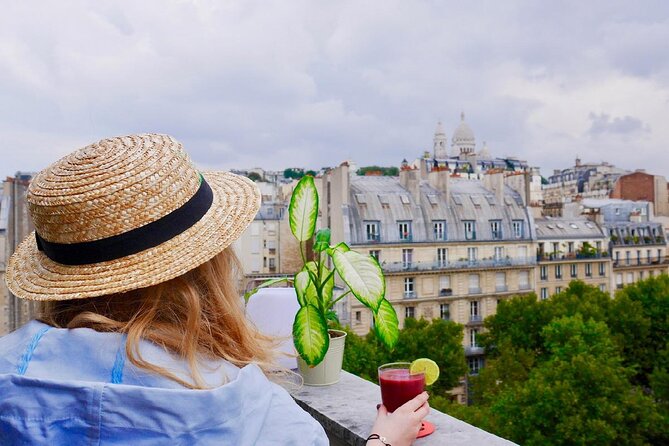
left=0, top=320, right=327, bottom=445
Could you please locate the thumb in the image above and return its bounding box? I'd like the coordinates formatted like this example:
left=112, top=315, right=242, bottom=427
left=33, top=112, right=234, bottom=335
left=377, top=404, right=388, bottom=416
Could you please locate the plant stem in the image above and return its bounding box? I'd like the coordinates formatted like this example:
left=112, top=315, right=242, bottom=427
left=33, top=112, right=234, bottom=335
left=299, top=240, right=307, bottom=266
left=329, top=290, right=352, bottom=309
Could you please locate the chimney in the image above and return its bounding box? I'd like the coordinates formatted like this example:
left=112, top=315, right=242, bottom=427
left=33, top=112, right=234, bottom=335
left=483, top=169, right=504, bottom=204
left=400, top=166, right=421, bottom=201
left=427, top=167, right=449, bottom=196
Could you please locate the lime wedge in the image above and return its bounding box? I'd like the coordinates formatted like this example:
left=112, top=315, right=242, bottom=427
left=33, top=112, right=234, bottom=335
left=410, top=358, right=440, bottom=386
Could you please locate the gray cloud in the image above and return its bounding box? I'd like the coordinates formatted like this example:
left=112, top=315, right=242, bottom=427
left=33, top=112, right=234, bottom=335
left=0, top=0, right=668, bottom=179
left=587, top=113, right=650, bottom=137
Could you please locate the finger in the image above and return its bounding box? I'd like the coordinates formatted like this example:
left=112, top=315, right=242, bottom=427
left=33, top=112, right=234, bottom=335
left=398, top=391, right=429, bottom=413
left=377, top=404, right=388, bottom=417
left=413, top=401, right=430, bottom=420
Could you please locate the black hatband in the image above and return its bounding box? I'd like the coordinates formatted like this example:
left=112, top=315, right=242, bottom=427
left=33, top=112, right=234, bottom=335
left=35, top=178, right=214, bottom=265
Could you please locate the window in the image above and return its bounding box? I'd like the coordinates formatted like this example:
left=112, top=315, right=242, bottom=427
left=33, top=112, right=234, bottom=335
left=369, top=250, right=380, bottom=261
left=636, top=250, right=641, bottom=265
left=468, top=274, right=481, bottom=294
left=365, top=221, right=380, bottom=242
left=570, top=264, right=578, bottom=278
left=540, top=265, right=548, bottom=280
left=585, top=263, right=592, bottom=277
left=402, top=249, right=413, bottom=269
left=596, top=241, right=602, bottom=252
left=555, top=286, right=562, bottom=294
left=625, top=251, right=631, bottom=265
left=599, top=262, right=606, bottom=276
left=599, top=284, right=606, bottom=292
left=616, top=273, right=623, bottom=289
left=659, top=249, right=662, bottom=261
left=404, top=277, right=415, bottom=298
left=467, top=247, right=478, bottom=264
left=519, top=271, right=530, bottom=290
left=568, top=242, right=574, bottom=254
left=615, top=251, right=620, bottom=263
left=470, top=301, right=480, bottom=321
left=268, top=258, right=276, bottom=270
left=639, top=271, right=645, bottom=280
left=496, top=272, right=507, bottom=292
left=464, top=221, right=476, bottom=240
left=540, top=287, right=548, bottom=300
left=440, top=304, right=450, bottom=320
left=439, top=276, right=451, bottom=295
left=626, top=272, right=634, bottom=284
left=437, top=248, right=448, bottom=266
left=405, top=307, right=415, bottom=319
left=468, top=357, right=483, bottom=375
left=433, top=221, right=447, bottom=240
left=490, top=220, right=503, bottom=240
left=355, top=311, right=361, bottom=323
left=494, top=246, right=504, bottom=261
left=469, top=329, right=479, bottom=347
left=398, top=221, right=412, bottom=241
left=518, top=246, right=528, bottom=259
left=555, top=264, right=562, bottom=279
left=647, top=249, right=652, bottom=263
left=512, top=220, right=524, bottom=238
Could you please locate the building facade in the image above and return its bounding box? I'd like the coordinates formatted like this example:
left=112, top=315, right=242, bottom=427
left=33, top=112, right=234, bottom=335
left=534, top=218, right=611, bottom=299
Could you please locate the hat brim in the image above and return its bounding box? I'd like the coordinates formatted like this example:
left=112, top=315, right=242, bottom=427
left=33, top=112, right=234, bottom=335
left=6, top=171, right=261, bottom=301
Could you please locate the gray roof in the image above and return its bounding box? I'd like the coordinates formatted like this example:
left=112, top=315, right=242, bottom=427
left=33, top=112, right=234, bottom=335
left=534, top=218, right=605, bottom=240
left=345, top=176, right=533, bottom=244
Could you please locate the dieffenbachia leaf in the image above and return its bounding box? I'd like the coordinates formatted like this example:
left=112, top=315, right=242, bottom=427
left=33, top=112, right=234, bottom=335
left=326, top=242, right=349, bottom=257
left=313, top=228, right=331, bottom=252
left=293, top=304, right=329, bottom=366
left=331, top=248, right=385, bottom=311
left=305, top=261, right=334, bottom=307
left=243, top=277, right=291, bottom=304
left=289, top=175, right=319, bottom=242
left=374, top=298, right=399, bottom=349
left=294, top=267, right=318, bottom=307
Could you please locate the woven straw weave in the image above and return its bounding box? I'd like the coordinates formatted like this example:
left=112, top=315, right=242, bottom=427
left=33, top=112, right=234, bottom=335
left=6, top=134, right=261, bottom=301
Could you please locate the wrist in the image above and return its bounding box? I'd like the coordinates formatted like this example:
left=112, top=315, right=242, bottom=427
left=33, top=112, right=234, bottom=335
left=366, top=433, right=391, bottom=446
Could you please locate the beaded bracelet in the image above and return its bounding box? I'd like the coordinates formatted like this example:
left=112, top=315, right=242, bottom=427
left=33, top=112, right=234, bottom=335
left=366, top=433, right=391, bottom=445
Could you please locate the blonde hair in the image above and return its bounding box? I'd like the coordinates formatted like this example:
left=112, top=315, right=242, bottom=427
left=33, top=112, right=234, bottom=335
left=39, top=248, right=278, bottom=389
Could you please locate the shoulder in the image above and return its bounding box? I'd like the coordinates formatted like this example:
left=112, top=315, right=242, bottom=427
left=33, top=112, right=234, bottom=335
left=0, top=320, right=50, bottom=373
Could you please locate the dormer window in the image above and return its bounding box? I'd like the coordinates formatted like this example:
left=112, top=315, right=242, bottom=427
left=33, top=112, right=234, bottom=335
left=464, top=221, right=476, bottom=240
left=433, top=221, right=447, bottom=240
left=490, top=220, right=503, bottom=240
left=398, top=221, right=412, bottom=241
left=364, top=221, right=380, bottom=242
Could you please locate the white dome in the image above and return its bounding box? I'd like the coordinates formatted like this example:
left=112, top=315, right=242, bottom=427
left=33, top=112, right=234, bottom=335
left=478, top=141, right=491, bottom=159
left=452, top=112, right=475, bottom=144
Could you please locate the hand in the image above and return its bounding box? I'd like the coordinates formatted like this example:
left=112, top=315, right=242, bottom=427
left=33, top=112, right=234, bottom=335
left=367, top=391, right=430, bottom=446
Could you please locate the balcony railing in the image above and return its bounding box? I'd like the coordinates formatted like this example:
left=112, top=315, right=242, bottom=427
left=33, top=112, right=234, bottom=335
left=469, top=314, right=483, bottom=323
left=611, top=235, right=666, bottom=246
left=613, top=256, right=669, bottom=268
left=365, top=234, right=380, bottom=243
left=465, top=345, right=485, bottom=356
left=537, top=251, right=609, bottom=262
left=403, top=291, right=417, bottom=299
left=382, top=256, right=536, bottom=273
left=519, top=283, right=532, bottom=290
left=290, top=370, right=517, bottom=445
left=468, top=287, right=482, bottom=295
left=495, top=285, right=508, bottom=292
left=439, top=288, right=453, bottom=297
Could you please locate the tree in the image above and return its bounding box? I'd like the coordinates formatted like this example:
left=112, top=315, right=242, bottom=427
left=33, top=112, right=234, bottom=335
left=356, top=166, right=400, bottom=177
left=283, top=168, right=305, bottom=179
left=246, top=172, right=262, bottom=182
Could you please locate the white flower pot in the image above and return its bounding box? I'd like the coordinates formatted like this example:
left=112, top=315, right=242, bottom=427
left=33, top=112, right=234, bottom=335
left=297, top=329, right=347, bottom=386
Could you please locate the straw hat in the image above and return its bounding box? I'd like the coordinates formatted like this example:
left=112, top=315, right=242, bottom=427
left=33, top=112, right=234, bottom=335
left=6, top=134, right=261, bottom=301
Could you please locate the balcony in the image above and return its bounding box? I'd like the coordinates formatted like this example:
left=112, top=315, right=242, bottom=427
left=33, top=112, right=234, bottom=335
left=290, top=370, right=516, bottom=445
left=382, top=256, right=536, bottom=274
left=465, top=345, right=485, bottom=356
left=399, top=233, right=413, bottom=242
left=365, top=234, right=380, bottom=243
left=468, top=287, right=482, bottom=295
left=403, top=291, right=417, bottom=299
left=495, top=285, right=508, bottom=292
left=469, top=314, right=483, bottom=324
left=611, top=235, right=666, bottom=246
left=439, top=288, right=453, bottom=297
left=519, top=283, right=532, bottom=291
left=613, top=256, right=669, bottom=268
left=537, top=251, right=609, bottom=262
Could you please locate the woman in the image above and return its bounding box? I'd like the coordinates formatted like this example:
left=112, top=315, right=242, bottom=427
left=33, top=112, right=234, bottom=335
left=0, top=134, right=428, bottom=445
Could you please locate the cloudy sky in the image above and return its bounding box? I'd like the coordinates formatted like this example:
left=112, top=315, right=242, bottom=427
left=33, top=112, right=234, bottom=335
left=1, top=0, right=668, bottom=179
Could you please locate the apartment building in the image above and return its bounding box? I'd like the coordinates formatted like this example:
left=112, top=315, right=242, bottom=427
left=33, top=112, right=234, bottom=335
left=535, top=218, right=611, bottom=299
left=321, top=162, right=536, bottom=400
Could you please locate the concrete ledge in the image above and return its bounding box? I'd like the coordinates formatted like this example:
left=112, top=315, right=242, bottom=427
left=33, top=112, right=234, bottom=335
left=289, top=370, right=517, bottom=445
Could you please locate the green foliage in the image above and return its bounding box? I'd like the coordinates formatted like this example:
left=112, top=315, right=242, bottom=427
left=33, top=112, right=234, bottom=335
left=246, top=172, right=262, bottom=182
left=356, top=166, right=400, bottom=176
left=343, top=318, right=467, bottom=394
left=463, top=277, right=669, bottom=445
left=283, top=167, right=305, bottom=179
left=253, top=175, right=399, bottom=366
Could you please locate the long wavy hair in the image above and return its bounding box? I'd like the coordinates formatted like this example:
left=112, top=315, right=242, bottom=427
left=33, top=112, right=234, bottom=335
left=39, top=248, right=277, bottom=389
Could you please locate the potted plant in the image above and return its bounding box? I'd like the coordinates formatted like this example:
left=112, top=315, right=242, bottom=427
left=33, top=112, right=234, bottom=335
left=245, top=176, right=399, bottom=385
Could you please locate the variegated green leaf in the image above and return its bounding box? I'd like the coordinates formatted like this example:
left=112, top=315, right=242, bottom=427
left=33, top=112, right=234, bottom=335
left=293, top=304, right=329, bottom=366
left=243, top=277, right=291, bottom=304
left=289, top=176, right=319, bottom=242
left=326, top=242, right=350, bottom=257
left=374, top=298, right=399, bottom=349
left=331, top=248, right=385, bottom=311
left=305, top=262, right=334, bottom=306
left=313, top=228, right=331, bottom=252
left=295, top=267, right=318, bottom=307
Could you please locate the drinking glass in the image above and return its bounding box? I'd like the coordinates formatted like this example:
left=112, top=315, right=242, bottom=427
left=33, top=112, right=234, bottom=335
left=378, top=362, right=425, bottom=412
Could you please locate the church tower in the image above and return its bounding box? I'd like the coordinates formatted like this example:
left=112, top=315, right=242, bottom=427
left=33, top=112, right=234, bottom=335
left=433, top=121, right=448, bottom=159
